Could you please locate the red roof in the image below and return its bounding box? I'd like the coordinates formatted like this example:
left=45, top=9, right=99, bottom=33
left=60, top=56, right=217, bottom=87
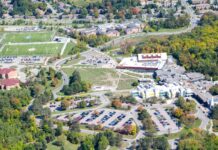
left=142, top=54, right=161, bottom=59
left=0, top=68, right=16, bottom=74
left=0, top=79, right=19, bottom=86
left=116, top=66, right=158, bottom=70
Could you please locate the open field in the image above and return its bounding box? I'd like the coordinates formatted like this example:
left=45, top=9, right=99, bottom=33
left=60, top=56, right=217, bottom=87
left=47, top=133, right=90, bottom=150
left=3, top=32, right=54, bottom=43
left=63, top=42, right=76, bottom=56
left=117, top=74, right=138, bottom=90
left=1, top=43, right=63, bottom=56
left=72, top=0, right=102, bottom=7
left=63, top=67, right=119, bottom=86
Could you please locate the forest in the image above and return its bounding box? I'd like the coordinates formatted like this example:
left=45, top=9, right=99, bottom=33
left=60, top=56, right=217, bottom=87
left=134, top=12, right=218, bottom=80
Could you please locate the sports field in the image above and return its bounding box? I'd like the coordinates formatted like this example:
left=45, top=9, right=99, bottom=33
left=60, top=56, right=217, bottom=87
left=1, top=43, right=63, bottom=56
left=3, top=32, right=54, bottom=43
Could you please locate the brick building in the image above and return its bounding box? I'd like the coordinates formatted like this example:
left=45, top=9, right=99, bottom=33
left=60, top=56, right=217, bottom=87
left=0, top=68, right=20, bottom=90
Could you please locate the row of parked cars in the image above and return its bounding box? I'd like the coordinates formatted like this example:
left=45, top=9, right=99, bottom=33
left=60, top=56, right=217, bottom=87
left=109, top=114, right=126, bottom=126
left=154, top=109, right=170, bottom=128
left=165, top=109, right=181, bottom=127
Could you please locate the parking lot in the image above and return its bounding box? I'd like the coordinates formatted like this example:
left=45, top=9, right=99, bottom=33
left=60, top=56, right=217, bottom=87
left=0, top=56, right=46, bottom=64
left=147, top=105, right=180, bottom=134
left=45, top=97, right=100, bottom=112
left=80, top=50, right=117, bottom=68
left=73, top=109, right=135, bottom=130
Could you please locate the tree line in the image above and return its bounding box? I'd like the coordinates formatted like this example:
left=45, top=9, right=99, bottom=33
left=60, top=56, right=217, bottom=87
left=134, top=12, right=218, bottom=80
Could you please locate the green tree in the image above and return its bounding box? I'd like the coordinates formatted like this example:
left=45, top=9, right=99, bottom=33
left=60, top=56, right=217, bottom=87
left=97, top=136, right=109, bottom=150
left=79, top=137, right=94, bottom=150
left=61, top=100, right=70, bottom=110
left=67, top=131, right=82, bottom=144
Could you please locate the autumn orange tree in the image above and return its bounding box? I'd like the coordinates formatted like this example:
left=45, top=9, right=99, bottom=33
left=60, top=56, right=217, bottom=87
left=111, top=99, right=122, bottom=109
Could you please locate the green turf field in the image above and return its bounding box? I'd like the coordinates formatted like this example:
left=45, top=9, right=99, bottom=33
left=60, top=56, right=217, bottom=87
left=1, top=43, right=63, bottom=56
left=3, top=32, right=54, bottom=43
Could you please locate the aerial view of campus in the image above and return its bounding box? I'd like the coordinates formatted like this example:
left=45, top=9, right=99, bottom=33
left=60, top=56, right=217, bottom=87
left=1, top=0, right=218, bottom=150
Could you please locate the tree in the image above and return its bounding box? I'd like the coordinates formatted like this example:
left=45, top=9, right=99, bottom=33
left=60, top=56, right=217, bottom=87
left=79, top=8, right=88, bottom=18
left=0, top=2, right=4, bottom=18
left=96, top=136, right=109, bottom=150
left=128, top=124, right=137, bottom=135
left=142, top=118, right=156, bottom=133
left=51, top=78, right=59, bottom=87
left=179, top=139, right=203, bottom=150
left=55, top=124, right=63, bottom=136
left=132, top=81, right=139, bottom=86
left=55, top=72, right=62, bottom=80
left=70, top=70, right=81, bottom=84
left=153, top=136, right=169, bottom=150
left=173, top=108, right=184, bottom=118
left=102, top=130, right=122, bottom=147
left=111, top=100, right=122, bottom=109
left=61, top=100, right=70, bottom=110
left=53, top=137, right=64, bottom=147
left=180, top=114, right=196, bottom=127
left=93, top=7, right=99, bottom=18
left=68, top=121, right=80, bottom=132
left=78, top=101, right=87, bottom=108
left=138, top=109, right=150, bottom=120
left=67, top=131, right=82, bottom=144
left=211, top=105, right=218, bottom=120
left=209, top=85, right=218, bottom=95
left=79, top=137, right=94, bottom=150
left=137, top=136, right=169, bottom=150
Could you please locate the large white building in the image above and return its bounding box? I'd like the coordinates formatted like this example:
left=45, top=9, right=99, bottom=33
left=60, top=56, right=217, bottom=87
left=208, top=96, right=218, bottom=108
left=132, top=82, right=193, bottom=99
left=117, top=53, right=167, bottom=71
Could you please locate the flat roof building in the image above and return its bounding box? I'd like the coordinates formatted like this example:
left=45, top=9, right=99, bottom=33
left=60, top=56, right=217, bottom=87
left=116, top=53, right=167, bottom=71
left=132, top=82, right=193, bottom=100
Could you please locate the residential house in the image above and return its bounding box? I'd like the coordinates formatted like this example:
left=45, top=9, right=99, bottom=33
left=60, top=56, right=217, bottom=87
left=80, top=28, right=97, bottom=36
left=0, top=79, right=20, bottom=90
left=125, top=27, right=141, bottom=34
left=105, top=29, right=120, bottom=37
left=0, top=68, right=20, bottom=90
left=0, top=68, right=18, bottom=79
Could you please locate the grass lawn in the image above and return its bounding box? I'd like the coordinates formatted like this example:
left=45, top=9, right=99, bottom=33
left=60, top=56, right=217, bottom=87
left=109, top=146, right=119, bottom=150
left=191, top=118, right=202, bottom=128
left=1, top=43, right=63, bottom=56
left=3, top=32, right=54, bottom=43
left=63, top=42, right=76, bottom=56
left=63, top=56, right=86, bottom=65
left=117, top=74, right=138, bottom=90
left=63, top=68, right=119, bottom=87
left=47, top=135, right=79, bottom=150
left=72, top=0, right=102, bottom=7
left=124, top=72, right=143, bottom=78
left=157, top=26, right=188, bottom=33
